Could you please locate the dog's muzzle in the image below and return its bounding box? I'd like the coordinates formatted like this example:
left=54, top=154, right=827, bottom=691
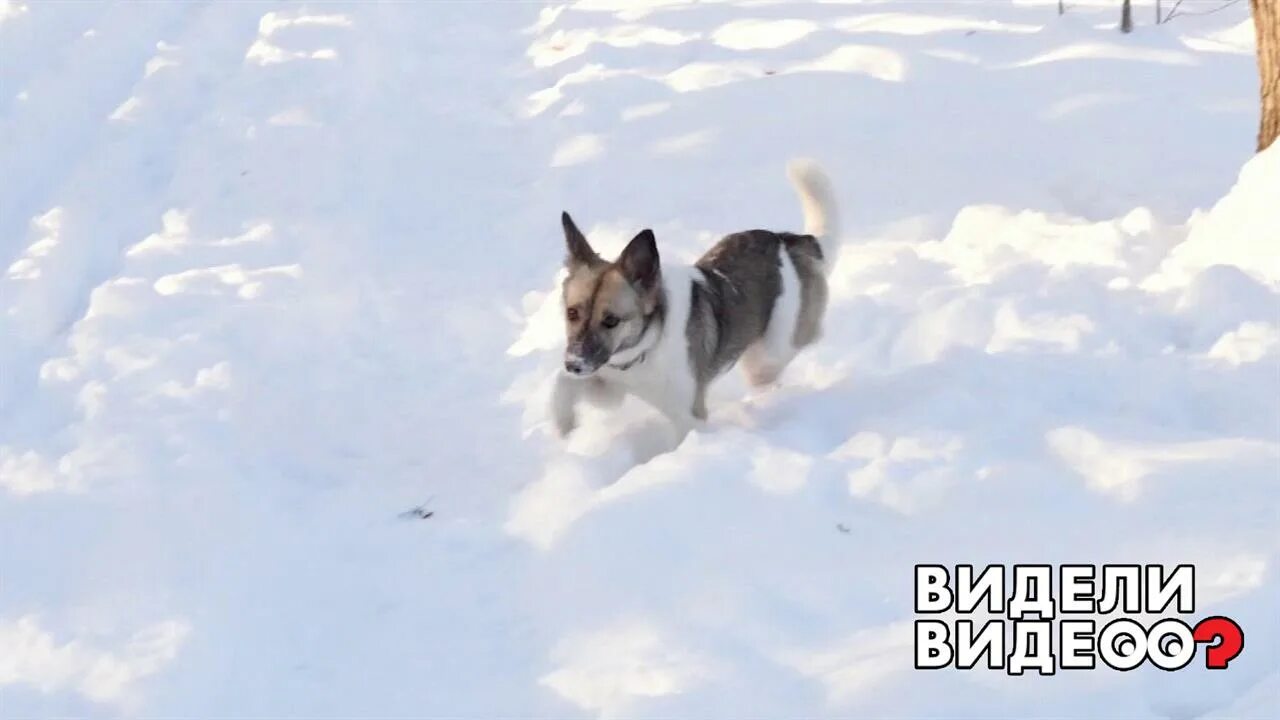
left=564, top=347, right=606, bottom=377
left=564, top=355, right=591, bottom=376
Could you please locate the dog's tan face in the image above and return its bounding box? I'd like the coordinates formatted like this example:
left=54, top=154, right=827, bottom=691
left=559, top=212, right=660, bottom=377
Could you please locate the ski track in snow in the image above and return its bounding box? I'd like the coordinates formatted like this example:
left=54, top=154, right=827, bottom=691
left=2, top=1, right=1277, bottom=717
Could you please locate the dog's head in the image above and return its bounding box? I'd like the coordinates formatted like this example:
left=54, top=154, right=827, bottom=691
left=558, top=212, right=661, bottom=377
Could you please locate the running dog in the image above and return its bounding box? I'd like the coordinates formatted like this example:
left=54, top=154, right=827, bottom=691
left=551, top=159, right=839, bottom=438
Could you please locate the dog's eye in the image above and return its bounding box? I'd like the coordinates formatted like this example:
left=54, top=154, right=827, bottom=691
left=602, top=314, right=620, bottom=329
left=566, top=308, right=580, bottom=322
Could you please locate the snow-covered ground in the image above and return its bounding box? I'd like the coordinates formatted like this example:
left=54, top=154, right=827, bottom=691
left=1, top=0, right=1276, bottom=717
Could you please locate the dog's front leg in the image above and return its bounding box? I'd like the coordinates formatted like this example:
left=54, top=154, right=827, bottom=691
left=659, top=381, right=704, bottom=442
left=550, top=372, right=581, bottom=437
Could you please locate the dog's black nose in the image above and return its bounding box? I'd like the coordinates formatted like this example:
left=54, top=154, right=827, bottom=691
left=565, top=358, right=585, bottom=374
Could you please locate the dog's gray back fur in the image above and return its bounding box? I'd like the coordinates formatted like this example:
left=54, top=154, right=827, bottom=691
left=685, top=230, right=827, bottom=386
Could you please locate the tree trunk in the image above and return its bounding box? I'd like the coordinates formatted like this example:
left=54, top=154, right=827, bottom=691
left=1156, top=0, right=1162, bottom=24
left=1059, top=0, right=1065, bottom=16
left=1255, top=0, right=1280, bottom=151
left=1121, top=0, right=1133, bottom=33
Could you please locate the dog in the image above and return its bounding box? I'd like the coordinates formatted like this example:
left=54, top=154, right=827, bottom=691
left=550, top=159, right=839, bottom=439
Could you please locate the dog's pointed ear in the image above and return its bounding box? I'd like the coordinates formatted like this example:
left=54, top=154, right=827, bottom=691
left=562, top=212, right=599, bottom=268
left=618, top=229, right=660, bottom=291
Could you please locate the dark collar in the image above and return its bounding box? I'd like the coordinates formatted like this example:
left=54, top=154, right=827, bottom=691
left=608, top=350, right=647, bottom=371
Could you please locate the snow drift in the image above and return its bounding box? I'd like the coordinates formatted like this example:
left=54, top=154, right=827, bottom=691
left=1, top=1, right=1275, bottom=717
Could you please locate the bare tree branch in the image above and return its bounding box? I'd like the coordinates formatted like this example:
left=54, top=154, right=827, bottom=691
left=1164, top=0, right=1244, bottom=23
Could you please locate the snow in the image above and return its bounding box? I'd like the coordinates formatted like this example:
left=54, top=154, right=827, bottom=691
left=1144, top=145, right=1280, bottom=291
left=1, top=1, right=1276, bottom=717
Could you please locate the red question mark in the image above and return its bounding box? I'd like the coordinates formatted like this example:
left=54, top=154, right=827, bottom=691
left=1193, top=616, right=1244, bottom=669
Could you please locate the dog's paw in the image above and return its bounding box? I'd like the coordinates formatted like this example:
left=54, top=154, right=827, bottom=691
left=549, top=372, right=581, bottom=439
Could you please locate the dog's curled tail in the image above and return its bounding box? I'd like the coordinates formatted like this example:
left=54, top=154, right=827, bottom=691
left=786, top=158, right=840, bottom=276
